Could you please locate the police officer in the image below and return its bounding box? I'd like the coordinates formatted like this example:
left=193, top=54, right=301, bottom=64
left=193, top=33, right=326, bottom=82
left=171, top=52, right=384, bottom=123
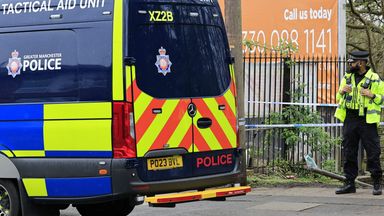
left=335, top=51, right=384, bottom=195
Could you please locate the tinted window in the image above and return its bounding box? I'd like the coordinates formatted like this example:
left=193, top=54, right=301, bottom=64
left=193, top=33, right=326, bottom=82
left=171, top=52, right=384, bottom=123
left=131, top=24, right=230, bottom=98
left=129, top=3, right=230, bottom=99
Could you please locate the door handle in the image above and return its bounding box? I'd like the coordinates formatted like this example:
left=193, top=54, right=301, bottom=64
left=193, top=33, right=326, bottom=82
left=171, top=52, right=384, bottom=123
left=197, top=118, right=212, bottom=129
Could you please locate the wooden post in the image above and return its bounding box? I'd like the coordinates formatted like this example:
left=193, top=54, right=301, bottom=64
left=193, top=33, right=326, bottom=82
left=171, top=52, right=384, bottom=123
left=225, top=0, right=246, bottom=185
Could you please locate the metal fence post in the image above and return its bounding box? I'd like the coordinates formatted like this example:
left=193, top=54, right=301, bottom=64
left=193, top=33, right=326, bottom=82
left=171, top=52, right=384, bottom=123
left=282, top=57, right=291, bottom=160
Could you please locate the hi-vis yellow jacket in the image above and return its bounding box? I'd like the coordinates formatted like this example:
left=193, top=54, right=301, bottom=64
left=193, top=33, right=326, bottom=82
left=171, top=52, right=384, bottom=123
left=335, top=69, right=384, bottom=124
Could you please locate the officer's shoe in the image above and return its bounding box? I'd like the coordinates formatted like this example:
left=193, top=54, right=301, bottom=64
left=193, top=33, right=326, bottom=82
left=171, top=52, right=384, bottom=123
left=335, top=181, right=356, bottom=194
left=372, top=181, right=382, bottom=196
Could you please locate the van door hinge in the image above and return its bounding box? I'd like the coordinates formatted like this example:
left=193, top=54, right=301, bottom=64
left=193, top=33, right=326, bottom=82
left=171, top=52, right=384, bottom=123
left=124, top=57, right=136, bottom=66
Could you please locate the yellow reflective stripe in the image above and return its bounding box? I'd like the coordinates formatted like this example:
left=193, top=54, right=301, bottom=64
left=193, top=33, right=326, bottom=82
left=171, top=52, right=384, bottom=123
left=113, top=0, right=124, bottom=100
left=44, top=103, right=111, bottom=119
left=132, top=67, right=152, bottom=122
left=44, top=120, right=112, bottom=151
left=13, top=151, right=45, bottom=157
left=194, top=112, right=221, bottom=151
left=137, top=100, right=178, bottom=156
left=229, top=64, right=236, bottom=85
left=224, top=88, right=236, bottom=117
left=132, top=66, right=136, bottom=81
left=126, top=66, right=132, bottom=90
left=167, top=111, right=191, bottom=151
left=125, top=66, right=133, bottom=101
left=203, top=98, right=236, bottom=147
left=134, top=93, right=153, bottom=123
left=1, top=150, right=45, bottom=157
left=194, top=144, right=200, bottom=152
left=188, top=144, right=193, bottom=152
left=23, top=178, right=48, bottom=197
left=0, top=150, right=14, bottom=158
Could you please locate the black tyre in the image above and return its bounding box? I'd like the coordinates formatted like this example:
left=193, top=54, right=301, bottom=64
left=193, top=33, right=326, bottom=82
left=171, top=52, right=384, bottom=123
left=0, top=180, right=20, bottom=216
left=76, top=198, right=135, bottom=216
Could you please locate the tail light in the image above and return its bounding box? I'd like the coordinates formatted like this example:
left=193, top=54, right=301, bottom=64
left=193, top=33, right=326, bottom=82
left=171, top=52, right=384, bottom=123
left=113, top=102, right=136, bottom=158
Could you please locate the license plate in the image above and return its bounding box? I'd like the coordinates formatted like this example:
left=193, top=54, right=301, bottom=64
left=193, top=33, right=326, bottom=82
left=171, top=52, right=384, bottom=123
left=147, top=155, right=183, bottom=171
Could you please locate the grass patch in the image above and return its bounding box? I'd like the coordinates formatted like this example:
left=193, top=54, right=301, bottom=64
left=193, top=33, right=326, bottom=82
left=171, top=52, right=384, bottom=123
left=247, top=172, right=341, bottom=188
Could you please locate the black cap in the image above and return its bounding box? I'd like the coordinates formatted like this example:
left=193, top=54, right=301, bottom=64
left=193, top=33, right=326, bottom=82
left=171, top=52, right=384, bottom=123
left=348, top=50, right=369, bottom=62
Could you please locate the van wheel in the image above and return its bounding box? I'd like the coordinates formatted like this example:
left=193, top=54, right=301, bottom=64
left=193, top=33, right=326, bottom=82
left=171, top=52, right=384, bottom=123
left=0, top=180, right=20, bottom=216
left=76, top=198, right=135, bottom=216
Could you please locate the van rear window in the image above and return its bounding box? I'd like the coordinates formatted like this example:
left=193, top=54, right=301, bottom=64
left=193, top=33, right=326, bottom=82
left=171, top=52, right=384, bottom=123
left=131, top=24, right=231, bottom=99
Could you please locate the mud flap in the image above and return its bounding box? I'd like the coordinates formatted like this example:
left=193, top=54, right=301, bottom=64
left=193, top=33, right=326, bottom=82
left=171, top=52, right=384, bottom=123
left=145, top=186, right=251, bottom=207
left=18, top=180, right=60, bottom=216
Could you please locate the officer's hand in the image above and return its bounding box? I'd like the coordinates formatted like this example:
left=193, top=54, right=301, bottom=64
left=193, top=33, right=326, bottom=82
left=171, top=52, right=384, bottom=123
left=341, top=85, right=352, bottom=95
left=361, top=89, right=375, bottom=98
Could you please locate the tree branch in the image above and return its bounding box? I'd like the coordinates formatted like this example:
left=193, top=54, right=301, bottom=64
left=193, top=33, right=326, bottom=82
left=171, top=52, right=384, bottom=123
left=356, top=9, right=382, bottom=16
left=346, top=43, right=366, bottom=51
left=349, top=0, right=384, bottom=34
left=382, top=0, right=384, bottom=16
left=349, top=0, right=379, bottom=72
left=347, top=24, right=365, bottom=29
left=365, top=27, right=378, bottom=72
left=347, top=24, right=384, bottom=35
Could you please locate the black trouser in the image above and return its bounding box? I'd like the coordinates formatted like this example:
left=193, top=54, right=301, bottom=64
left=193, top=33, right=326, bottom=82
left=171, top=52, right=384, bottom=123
left=342, top=110, right=382, bottom=181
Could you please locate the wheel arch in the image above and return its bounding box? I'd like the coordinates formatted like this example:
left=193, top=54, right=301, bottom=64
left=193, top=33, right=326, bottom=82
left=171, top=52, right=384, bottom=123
left=0, top=152, right=20, bottom=179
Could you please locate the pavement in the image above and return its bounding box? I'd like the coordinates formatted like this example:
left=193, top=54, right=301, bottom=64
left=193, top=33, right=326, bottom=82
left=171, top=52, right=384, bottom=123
left=61, top=186, right=384, bottom=216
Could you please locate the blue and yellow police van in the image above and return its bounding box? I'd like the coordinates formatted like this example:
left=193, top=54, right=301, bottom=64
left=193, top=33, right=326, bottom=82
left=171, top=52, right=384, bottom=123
left=0, top=0, right=249, bottom=215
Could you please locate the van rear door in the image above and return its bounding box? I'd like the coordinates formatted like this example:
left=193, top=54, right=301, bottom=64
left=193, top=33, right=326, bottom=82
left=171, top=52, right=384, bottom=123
left=128, top=0, right=236, bottom=181
left=181, top=23, right=237, bottom=153
left=129, top=8, right=194, bottom=158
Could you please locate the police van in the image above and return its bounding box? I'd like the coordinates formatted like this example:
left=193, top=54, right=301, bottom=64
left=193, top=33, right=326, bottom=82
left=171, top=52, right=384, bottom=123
left=0, top=0, right=249, bottom=215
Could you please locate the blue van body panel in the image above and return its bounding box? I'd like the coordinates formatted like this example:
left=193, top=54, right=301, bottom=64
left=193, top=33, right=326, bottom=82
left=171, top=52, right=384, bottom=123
left=0, top=121, right=44, bottom=150
left=46, top=177, right=112, bottom=197
left=0, top=104, right=43, bottom=120
left=0, top=104, right=44, bottom=151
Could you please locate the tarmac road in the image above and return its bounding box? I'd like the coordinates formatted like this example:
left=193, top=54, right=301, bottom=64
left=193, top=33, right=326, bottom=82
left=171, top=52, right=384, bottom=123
left=61, top=187, right=384, bottom=216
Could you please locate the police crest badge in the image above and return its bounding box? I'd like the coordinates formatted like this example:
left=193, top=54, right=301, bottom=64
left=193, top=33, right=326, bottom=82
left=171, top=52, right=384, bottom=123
left=155, top=47, right=172, bottom=76
left=6, top=50, right=22, bottom=78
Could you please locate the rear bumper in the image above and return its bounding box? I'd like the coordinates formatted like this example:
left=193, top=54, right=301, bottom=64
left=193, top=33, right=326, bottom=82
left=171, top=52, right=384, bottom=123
left=111, top=158, right=242, bottom=197
left=16, top=149, right=243, bottom=205
left=33, top=163, right=241, bottom=205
